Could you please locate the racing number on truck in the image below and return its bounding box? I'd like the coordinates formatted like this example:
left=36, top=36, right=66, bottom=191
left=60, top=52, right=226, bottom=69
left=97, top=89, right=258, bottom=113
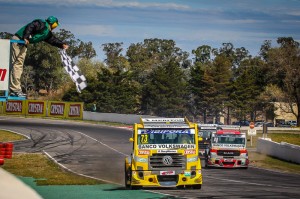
left=141, top=134, right=148, bottom=144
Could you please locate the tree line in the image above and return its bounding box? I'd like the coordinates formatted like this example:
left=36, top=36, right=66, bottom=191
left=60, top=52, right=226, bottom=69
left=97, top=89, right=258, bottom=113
left=1, top=30, right=299, bottom=125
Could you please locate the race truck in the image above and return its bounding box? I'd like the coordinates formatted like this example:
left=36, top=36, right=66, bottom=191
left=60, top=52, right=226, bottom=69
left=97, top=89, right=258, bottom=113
left=125, top=117, right=203, bottom=189
left=205, top=127, right=249, bottom=168
left=198, top=124, right=220, bottom=159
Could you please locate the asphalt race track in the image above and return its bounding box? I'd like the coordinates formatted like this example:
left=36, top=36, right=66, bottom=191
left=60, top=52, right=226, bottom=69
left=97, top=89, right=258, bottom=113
left=1, top=116, right=300, bottom=199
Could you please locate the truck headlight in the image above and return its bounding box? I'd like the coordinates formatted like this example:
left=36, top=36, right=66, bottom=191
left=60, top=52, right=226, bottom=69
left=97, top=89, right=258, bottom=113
left=135, top=157, right=148, bottom=163
left=240, top=152, right=248, bottom=158
left=187, top=156, right=198, bottom=162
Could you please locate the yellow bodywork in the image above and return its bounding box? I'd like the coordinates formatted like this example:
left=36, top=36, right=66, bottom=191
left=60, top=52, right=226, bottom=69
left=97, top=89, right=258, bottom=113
left=125, top=118, right=203, bottom=189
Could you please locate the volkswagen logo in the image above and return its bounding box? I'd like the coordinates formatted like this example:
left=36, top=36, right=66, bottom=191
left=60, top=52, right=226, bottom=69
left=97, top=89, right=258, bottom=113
left=162, top=155, right=173, bottom=166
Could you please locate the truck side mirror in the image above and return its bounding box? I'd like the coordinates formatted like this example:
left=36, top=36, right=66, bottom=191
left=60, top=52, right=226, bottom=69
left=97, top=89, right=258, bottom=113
left=129, top=138, right=134, bottom=142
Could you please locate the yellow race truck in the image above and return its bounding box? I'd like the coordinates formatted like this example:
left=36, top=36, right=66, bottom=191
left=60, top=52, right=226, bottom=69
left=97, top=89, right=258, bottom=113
left=125, top=117, right=203, bottom=189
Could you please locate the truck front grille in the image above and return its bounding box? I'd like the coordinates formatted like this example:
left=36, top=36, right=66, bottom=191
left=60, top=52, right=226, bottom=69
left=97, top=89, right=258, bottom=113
left=157, top=175, right=178, bottom=182
left=217, top=150, right=240, bottom=156
left=149, top=153, right=185, bottom=169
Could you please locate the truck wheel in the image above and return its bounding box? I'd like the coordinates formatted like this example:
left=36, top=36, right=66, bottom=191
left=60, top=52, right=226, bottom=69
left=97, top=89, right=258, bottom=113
left=177, top=185, right=184, bottom=189
left=125, top=166, right=131, bottom=189
left=192, top=184, right=202, bottom=189
left=131, top=185, right=142, bottom=190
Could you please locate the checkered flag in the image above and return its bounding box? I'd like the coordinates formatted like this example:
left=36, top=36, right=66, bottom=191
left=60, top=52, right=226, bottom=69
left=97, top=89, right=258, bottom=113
left=59, top=50, right=87, bottom=93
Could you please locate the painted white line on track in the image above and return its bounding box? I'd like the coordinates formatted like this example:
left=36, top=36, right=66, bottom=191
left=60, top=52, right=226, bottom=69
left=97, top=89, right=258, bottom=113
left=43, top=150, right=122, bottom=185
left=73, top=130, right=129, bottom=157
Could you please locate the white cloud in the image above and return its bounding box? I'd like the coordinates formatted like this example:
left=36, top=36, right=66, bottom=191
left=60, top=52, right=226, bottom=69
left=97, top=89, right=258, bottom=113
left=66, top=24, right=115, bottom=36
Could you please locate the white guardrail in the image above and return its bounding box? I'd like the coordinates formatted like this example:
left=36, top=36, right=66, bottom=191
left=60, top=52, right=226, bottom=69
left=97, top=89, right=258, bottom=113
left=257, top=138, right=300, bottom=164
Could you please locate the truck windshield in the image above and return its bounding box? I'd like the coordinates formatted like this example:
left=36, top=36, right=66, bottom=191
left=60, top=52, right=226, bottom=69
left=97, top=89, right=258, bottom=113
left=198, top=130, right=213, bottom=139
left=137, top=129, right=195, bottom=144
left=212, top=134, right=245, bottom=145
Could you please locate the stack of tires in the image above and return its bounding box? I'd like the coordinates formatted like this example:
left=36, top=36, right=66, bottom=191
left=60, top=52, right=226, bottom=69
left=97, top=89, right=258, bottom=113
left=0, top=142, right=14, bottom=166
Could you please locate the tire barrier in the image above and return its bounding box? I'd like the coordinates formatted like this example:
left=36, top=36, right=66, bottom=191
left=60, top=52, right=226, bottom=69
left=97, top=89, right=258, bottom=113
left=0, top=143, right=4, bottom=166
left=0, top=158, right=4, bottom=165
left=0, top=142, right=14, bottom=165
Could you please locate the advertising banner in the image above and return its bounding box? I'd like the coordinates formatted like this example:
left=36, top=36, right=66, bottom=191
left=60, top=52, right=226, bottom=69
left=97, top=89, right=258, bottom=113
left=26, top=100, right=46, bottom=117
left=0, top=39, right=11, bottom=91
left=66, top=102, right=83, bottom=119
left=4, top=100, right=25, bottom=115
left=48, top=101, right=66, bottom=118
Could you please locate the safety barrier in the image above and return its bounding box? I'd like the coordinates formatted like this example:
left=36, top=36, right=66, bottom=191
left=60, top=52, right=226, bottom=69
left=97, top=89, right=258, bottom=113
left=256, top=138, right=300, bottom=164
left=0, top=142, right=14, bottom=166
left=83, top=111, right=154, bottom=124
left=0, top=100, right=84, bottom=120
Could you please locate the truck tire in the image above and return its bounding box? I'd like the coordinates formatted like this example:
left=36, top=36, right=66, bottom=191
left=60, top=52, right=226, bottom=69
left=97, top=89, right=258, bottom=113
left=125, top=165, right=131, bottom=189
left=192, top=184, right=202, bottom=189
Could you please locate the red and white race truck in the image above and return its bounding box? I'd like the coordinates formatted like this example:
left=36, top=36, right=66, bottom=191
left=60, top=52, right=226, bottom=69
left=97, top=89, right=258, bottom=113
left=205, top=127, right=249, bottom=168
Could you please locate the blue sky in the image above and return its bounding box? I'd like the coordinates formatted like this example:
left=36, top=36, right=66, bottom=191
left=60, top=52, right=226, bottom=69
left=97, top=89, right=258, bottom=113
left=0, top=0, right=299, bottom=61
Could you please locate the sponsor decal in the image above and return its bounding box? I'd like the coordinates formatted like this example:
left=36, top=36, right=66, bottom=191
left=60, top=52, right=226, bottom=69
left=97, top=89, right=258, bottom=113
left=0, top=68, right=7, bottom=81
left=184, top=149, right=196, bottom=155
left=28, top=102, right=44, bottom=114
left=6, top=101, right=22, bottom=112
left=223, top=151, right=234, bottom=155
left=139, top=144, right=196, bottom=150
left=212, top=144, right=245, bottom=148
left=50, top=103, right=65, bottom=115
left=157, top=150, right=177, bottom=153
left=140, top=129, right=193, bottom=134
left=143, top=118, right=184, bottom=122
left=68, top=104, right=81, bottom=117
left=138, top=150, right=150, bottom=155
left=160, top=171, right=175, bottom=175
left=184, top=171, right=191, bottom=177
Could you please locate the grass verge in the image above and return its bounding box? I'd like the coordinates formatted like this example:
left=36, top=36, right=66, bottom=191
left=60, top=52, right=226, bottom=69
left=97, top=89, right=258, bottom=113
left=2, top=153, right=103, bottom=185
left=0, top=129, right=27, bottom=142
left=249, top=152, right=300, bottom=174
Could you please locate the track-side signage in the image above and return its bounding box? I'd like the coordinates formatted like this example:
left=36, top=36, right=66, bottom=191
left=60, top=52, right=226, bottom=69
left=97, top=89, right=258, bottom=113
left=0, top=39, right=11, bottom=90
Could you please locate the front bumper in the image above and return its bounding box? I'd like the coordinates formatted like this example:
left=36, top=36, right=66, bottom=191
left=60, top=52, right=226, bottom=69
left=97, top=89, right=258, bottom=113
left=207, top=157, right=249, bottom=168
left=130, top=170, right=202, bottom=187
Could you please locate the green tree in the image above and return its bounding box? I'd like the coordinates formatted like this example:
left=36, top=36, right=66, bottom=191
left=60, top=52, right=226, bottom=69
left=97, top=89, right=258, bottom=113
left=25, top=42, right=63, bottom=94
left=142, top=59, right=188, bottom=117
left=94, top=67, right=141, bottom=113
left=102, top=42, right=130, bottom=71
left=54, top=29, right=96, bottom=59
left=189, top=62, right=215, bottom=123
left=192, top=45, right=212, bottom=64
left=0, top=32, right=13, bottom=39
left=127, top=38, right=190, bottom=84
left=265, top=37, right=300, bottom=126
left=21, top=65, right=35, bottom=95
left=231, top=61, right=265, bottom=121
left=209, top=54, right=232, bottom=122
